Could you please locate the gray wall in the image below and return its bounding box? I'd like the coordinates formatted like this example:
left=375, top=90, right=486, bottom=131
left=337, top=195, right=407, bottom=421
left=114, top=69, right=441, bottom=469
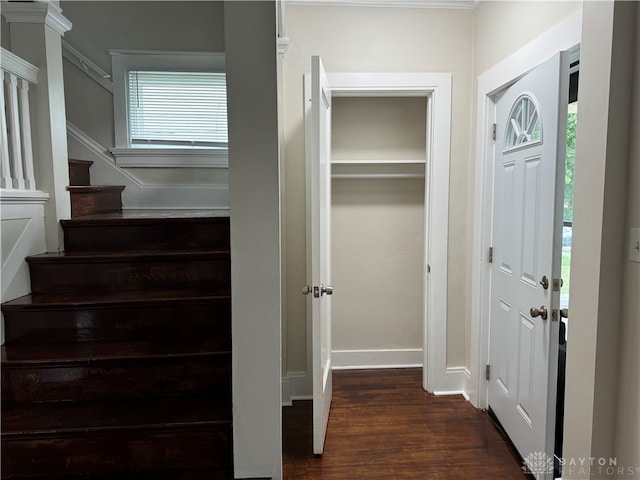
left=60, top=1, right=225, bottom=148
left=1, top=15, right=10, bottom=49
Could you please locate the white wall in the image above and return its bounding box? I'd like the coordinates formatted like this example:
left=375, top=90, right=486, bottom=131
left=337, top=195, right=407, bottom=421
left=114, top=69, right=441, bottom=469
left=614, top=5, right=640, bottom=475
left=332, top=179, right=424, bottom=367
left=561, top=2, right=637, bottom=476
left=224, top=1, right=282, bottom=478
left=282, top=5, right=473, bottom=394
left=331, top=97, right=427, bottom=161
left=473, top=1, right=583, bottom=76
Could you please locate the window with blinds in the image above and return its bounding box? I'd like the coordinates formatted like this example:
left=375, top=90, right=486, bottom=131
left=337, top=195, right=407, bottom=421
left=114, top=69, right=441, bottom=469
left=127, top=70, right=227, bottom=148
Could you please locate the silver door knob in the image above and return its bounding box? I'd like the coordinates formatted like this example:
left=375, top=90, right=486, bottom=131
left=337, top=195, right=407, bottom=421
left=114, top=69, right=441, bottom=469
left=302, top=285, right=311, bottom=295
left=530, top=305, right=548, bottom=320
left=321, top=284, right=333, bottom=296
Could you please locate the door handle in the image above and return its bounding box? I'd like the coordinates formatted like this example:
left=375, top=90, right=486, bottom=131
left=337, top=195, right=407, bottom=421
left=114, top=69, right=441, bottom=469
left=320, top=284, right=333, bottom=296
left=530, top=305, right=548, bottom=320
left=302, top=285, right=312, bottom=295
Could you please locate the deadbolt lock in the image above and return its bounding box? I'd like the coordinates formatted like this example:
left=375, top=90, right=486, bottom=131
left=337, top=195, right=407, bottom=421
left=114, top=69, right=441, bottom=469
left=540, top=276, right=549, bottom=290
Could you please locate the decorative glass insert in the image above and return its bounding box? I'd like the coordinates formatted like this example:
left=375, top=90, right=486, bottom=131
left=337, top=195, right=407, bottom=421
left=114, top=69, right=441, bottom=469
left=504, top=94, right=541, bottom=149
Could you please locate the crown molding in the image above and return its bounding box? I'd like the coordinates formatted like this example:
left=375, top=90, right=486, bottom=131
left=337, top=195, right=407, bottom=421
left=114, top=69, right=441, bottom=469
left=1, top=1, right=72, bottom=35
left=286, top=0, right=480, bottom=9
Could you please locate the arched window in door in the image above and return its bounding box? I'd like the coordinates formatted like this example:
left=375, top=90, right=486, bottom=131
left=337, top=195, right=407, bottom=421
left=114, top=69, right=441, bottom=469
left=504, top=94, right=542, bottom=150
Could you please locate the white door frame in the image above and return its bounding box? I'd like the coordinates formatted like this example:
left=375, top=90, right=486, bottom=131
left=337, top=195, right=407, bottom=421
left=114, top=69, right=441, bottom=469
left=310, top=71, right=457, bottom=394
left=469, top=10, right=582, bottom=408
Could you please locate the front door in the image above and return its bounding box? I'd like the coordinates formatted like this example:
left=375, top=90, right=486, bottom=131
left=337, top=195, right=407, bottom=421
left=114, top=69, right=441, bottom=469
left=489, top=52, right=569, bottom=479
left=304, top=55, right=333, bottom=455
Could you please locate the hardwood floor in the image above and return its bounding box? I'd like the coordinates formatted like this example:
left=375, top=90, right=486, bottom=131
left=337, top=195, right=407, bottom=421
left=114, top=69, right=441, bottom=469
left=283, top=369, right=531, bottom=480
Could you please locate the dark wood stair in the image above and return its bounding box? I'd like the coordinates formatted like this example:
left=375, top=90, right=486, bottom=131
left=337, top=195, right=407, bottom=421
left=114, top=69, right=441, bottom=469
left=69, top=158, right=93, bottom=186
left=67, top=159, right=125, bottom=218
left=1, top=161, right=233, bottom=479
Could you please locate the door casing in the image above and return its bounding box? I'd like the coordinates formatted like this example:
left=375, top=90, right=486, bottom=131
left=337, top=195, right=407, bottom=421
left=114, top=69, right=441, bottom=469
left=469, top=9, right=582, bottom=408
left=304, top=71, right=456, bottom=394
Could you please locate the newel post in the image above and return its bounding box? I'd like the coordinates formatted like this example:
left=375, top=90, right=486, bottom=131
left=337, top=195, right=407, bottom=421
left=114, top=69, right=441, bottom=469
left=2, top=2, right=72, bottom=252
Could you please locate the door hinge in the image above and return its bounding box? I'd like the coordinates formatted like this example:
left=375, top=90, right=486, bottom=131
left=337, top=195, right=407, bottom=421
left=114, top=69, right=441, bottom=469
left=488, top=247, right=493, bottom=264
left=492, top=123, right=497, bottom=141
left=486, top=365, right=491, bottom=381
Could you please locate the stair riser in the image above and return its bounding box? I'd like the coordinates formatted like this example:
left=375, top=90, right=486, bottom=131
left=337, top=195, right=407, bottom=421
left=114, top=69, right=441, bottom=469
left=63, top=221, right=230, bottom=253
left=68, top=162, right=91, bottom=187
left=2, top=356, right=230, bottom=405
left=3, top=301, right=230, bottom=344
left=28, top=257, right=230, bottom=294
left=70, top=190, right=123, bottom=217
left=1, top=426, right=232, bottom=477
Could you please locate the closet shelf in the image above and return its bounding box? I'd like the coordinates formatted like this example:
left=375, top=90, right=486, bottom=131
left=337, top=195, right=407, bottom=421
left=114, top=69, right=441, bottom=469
left=331, top=159, right=426, bottom=165
left=331, top=161, right=425, bottom=180
left=332, top=173, right=424, bottom=180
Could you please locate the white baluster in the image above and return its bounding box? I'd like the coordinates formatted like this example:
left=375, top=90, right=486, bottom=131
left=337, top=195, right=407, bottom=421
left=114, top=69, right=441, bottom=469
left=0, top=71, right=12, bottom=189
left=6, top=72, right=25, bottom=190
left=18, top=77, right=35, bottom=190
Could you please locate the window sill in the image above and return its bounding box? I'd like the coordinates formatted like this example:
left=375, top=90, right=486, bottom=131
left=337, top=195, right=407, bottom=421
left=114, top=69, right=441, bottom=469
left=109, top=148, right=228, bottom=168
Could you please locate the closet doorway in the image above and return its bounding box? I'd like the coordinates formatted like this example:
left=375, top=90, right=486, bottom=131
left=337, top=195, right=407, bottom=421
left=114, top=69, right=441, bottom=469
left=304, top=68, right=456, bottom=452
left=330, top=96, right=428, bottom=371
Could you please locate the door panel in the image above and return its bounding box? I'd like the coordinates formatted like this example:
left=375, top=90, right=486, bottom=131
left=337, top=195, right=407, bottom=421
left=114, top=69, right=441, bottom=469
left=489, top=52, right=569, bottom=480
left=305, top=55, right=333, bottom=455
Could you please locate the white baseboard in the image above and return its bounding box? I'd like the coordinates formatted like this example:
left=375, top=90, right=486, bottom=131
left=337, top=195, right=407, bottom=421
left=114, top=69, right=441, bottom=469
left=332, top=348, right=423, bottom=370
left=281, top=371, right=312, bottom=406
left=431, top=366, right=471, bottom=397
left=282, top=361, right=470, bottom=405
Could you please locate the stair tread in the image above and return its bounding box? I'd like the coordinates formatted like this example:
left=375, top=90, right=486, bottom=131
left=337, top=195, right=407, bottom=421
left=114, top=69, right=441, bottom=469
left=1, top=289, right=230, bottom=310
left=2, top=395, right=231, bottom=436
left=26, top=249, right=229, bottom=263
left=68, top=159, right=94, bottom=166
left=2, top=338, right=230, bottom=365
left=67, top=185, right=126, bottom=192
left=61, top=209, right=230, bottom=225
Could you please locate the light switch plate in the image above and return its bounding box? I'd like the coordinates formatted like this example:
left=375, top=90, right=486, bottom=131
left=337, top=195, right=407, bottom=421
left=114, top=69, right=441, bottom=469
left=630, top=228, right=640, bottom=263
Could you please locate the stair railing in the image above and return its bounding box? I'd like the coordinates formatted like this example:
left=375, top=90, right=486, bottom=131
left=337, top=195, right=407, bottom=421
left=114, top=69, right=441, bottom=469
left=0, top=48, right=39, bottom=192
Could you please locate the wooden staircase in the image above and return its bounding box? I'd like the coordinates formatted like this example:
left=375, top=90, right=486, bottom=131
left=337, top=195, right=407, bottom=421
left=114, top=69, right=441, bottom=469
left=1, top=160, right=233, bottom=479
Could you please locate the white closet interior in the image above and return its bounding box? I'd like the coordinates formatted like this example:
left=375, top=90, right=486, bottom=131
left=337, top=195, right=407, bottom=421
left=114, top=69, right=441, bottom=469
left=331, top=96, right=427, bottom=369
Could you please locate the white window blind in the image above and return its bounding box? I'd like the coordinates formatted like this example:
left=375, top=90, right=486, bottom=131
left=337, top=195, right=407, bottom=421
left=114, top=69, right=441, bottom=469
left=127, top=70, right=227, bottom=147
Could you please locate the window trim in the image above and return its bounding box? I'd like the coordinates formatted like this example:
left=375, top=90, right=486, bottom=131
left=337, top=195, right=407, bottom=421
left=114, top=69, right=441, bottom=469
left=109, top=50, right=227, bottom=168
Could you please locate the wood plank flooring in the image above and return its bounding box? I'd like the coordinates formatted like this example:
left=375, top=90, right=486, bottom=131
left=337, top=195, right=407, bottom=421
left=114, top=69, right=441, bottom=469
left=283, top=369, right=531, bottom=480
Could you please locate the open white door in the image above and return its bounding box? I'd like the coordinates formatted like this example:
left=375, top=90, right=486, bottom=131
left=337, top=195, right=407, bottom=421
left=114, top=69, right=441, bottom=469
left=304, top=55, right=333, bottom=455
left=488, top=52, right=569, bottom=479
